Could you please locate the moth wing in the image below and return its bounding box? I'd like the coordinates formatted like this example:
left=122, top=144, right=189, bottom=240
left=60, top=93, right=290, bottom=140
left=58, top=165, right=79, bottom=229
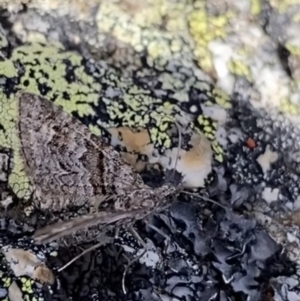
left=16, top=91, right=141, bottom=212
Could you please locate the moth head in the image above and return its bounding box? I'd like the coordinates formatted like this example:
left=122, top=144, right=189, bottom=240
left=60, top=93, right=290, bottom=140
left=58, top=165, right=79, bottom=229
left=128, top=183, right=176, bottom=213
left=128, top=187, right=158, bottom=210
left=156, top=183, right=178, bottom=208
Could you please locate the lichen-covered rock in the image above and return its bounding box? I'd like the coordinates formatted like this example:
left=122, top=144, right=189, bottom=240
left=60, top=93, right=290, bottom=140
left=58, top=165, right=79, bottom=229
left=0, top=1, right=300, bottom=301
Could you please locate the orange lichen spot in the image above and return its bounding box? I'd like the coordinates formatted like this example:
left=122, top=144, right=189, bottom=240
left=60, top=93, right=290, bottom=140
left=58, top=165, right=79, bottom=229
left=107, top=126, right=153, bottom=172
left=3, top=247, right=55, bottom=285
left=107, top=126, right=213, bottom=188
left=246, top=137, right=256, bottom=149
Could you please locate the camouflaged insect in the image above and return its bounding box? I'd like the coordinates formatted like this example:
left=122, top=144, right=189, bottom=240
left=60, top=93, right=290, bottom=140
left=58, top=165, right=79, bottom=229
left=16, top=91, right=175, bottom=245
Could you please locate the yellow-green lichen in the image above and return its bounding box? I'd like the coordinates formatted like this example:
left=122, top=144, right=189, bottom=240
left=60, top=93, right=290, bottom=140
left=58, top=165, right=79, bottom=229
left=280, top=97, right=300, bottom=115
left=285, top=43, right=300, bottom=56
left=270, top=0, right=300, bottom=13
left=210, top=88, right=232, bottom=109
left=0, top=61, right=17, bottom=78
left=251, top=0, right=261, bottom=15
left=188, top=4, right=233, bottom=73
left=89, top=124, right=102, bottom=136
left=12, top=43, right=100, bottom=118
left=1, top=276, right=11, bottom=288
left=293, top=12, right=300, bottom=22
left=0, top=92, right=32, bottom=200
left=96, top=1, right=193, bottom=70
left=228, top=59, right=252, bottom=82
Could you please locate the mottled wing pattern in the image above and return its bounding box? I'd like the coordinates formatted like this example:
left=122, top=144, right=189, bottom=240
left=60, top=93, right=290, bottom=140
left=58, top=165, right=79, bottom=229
left=16, top=91, right=174, bottom=244
left=16, top=91, right=144, bottom=213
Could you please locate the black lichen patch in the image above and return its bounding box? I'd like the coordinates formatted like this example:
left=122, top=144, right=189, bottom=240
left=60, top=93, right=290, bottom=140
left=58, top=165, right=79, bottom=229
left=43, top=195, right=295, bottom=301
left=225, top=97, right=300, bottom=204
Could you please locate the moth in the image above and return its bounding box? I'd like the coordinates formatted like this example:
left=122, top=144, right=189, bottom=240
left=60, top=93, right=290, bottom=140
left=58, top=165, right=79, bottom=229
left=16, top=91, right=176, bottom=245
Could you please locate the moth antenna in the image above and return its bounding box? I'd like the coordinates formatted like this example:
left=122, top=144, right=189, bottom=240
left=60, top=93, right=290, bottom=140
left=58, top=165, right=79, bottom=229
left=158, top=116, right=182, bottom=186
left=128, top=226, right=147, bottom=248
left=151, top=117, right=184, bottom=214
left=171, top=119, right=182, bottom=184
left=182, top=191, right=228, bottom=210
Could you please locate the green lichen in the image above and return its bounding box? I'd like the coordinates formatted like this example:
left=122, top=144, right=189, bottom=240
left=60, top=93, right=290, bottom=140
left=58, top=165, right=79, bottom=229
left=270, top=0, right=300, bottom=13
left=228, top=59, right=252, bottom=82
left=12, top=43, right=100, bottom=117
left=188, top=3, right=233, bottom=74
left=0, top=90, right=32, bottom=200
left=96, top=1, right=194, bottom=70
left=251, top=0, right=262, bottom=15
left=285, top=43, right=300, bottom=56
left=280, top=97, right=300, bottom=115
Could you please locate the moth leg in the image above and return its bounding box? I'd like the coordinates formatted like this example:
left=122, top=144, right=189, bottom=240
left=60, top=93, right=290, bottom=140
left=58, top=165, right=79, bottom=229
left=146, top=223, right=172, bottom=254
left=114, top=226, right=120, bottom=239
left=128, top=226, right=146, bottom=249
left=122, top=249, right=147, bottom=295
left=58, top=233, right=113, bottom=272
left=120, top=226, right=149, bottom=294
left=146, top=223, right=170, bottom=241
left=123, top=225, right=170, bottom=294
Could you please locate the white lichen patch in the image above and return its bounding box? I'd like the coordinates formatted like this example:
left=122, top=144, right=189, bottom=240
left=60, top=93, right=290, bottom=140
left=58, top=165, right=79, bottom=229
left=262, top=187, right=279, bottom=204
left=2, top=247, right=55, bottom=284
left=256, top=145, right=279, bottom=174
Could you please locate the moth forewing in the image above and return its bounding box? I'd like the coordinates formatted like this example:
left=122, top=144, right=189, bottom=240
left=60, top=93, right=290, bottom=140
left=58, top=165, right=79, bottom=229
left=16, top=91, right=151, bottom=210
left=15, top=91, right=175, bottom=244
